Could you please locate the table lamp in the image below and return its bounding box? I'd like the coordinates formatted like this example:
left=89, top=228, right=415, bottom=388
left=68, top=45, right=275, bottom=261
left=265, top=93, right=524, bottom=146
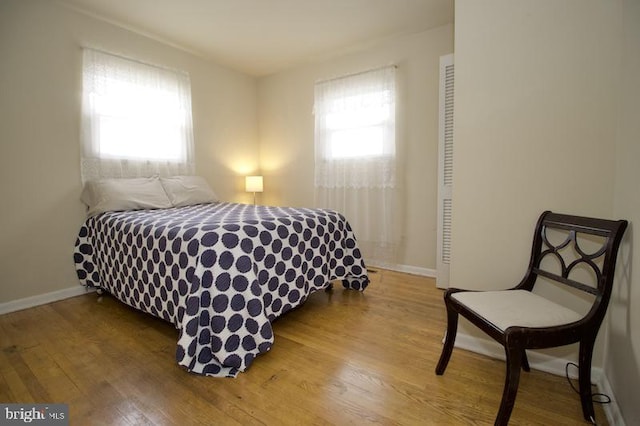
left=245, top=175, right=263, bottom=205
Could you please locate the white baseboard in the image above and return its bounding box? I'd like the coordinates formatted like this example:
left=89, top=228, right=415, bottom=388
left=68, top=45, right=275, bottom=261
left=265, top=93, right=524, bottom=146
left=366, top=260, right=437, bottom=278
left=453, top=332, right=624, bottom=424
left=0, top=285, right=95, bottom=315
left=596, top=372, right=626, bottom=426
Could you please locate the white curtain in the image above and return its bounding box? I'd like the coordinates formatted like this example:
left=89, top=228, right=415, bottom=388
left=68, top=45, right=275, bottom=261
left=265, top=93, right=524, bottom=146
left=81, top=48, right=195, bottom=183
left=314, top=66, right=400, bottom=263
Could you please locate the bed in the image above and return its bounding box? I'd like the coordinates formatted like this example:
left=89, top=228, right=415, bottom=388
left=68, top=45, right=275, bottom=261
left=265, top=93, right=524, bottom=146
left=73, top=176, right=369, bottom=377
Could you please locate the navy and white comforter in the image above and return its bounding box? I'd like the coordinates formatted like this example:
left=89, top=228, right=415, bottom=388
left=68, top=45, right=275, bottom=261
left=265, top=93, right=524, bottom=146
left=73, top=202, right=368, bottom=377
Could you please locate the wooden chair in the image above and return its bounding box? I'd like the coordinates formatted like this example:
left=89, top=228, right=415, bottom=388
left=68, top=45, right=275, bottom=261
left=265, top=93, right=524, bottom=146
left=435, top=211, right=628, bottom=425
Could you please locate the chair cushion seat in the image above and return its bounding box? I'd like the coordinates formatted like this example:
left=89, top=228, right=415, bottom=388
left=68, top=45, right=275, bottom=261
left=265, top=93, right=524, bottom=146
left=451, top=289, right=583, bottom=331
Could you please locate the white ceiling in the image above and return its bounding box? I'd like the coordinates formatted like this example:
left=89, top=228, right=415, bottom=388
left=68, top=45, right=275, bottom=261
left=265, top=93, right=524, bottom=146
left=61, top=0, right=454, bottom=76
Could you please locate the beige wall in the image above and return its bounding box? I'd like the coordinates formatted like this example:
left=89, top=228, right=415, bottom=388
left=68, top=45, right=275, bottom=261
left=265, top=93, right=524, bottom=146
left=0, top=0, right=259, bottom=303
left=608, top=0, right=640, bottom=423
left=452, top=0, right=620, bottom=290
left=257, top=25, right=454, bottom=270
left=453, top=0, right=640, bottom=423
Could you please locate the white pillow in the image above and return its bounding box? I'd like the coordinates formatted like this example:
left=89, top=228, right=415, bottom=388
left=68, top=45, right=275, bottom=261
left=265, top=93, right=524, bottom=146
left=160, top=176, right=218, bottom=207
left=81, top=176, right=172, bottom=217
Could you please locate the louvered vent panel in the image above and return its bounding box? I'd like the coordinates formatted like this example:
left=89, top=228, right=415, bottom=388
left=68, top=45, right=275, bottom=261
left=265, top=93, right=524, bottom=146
left=443, top=64, right=454, bottom=186
left=442, top=199, right=452, bottom=264
left=437, top=54, right=454, bottom=288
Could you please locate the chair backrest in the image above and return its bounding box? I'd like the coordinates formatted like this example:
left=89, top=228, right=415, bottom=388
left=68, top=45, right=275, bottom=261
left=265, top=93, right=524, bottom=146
left=520, top=211, right=628, bottom=323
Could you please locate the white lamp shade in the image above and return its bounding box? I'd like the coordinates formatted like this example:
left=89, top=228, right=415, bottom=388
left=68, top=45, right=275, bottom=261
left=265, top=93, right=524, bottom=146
left=245, top=176, right=263, bottom=193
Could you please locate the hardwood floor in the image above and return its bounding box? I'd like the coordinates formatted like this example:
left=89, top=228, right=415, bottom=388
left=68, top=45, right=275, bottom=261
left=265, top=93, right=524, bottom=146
left=0, top=269, right=607, bottom=425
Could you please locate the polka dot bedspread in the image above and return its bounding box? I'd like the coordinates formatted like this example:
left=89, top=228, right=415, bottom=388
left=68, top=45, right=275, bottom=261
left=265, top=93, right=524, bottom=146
left=73, top=202, right=369, bottom=377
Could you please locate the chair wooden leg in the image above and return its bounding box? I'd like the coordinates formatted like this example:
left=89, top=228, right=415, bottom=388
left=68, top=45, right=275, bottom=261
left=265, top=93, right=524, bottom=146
left=521, top=349, right=530, bottom=372
left=495, top=345, right=522, bottom=426
left=578, top=338, right=596, bottom=423
left=435, top=305, right=458, bottom=375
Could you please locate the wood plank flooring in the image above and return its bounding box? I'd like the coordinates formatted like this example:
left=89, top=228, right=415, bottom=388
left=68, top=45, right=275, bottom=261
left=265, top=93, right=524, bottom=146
left=0, top=269, right=608, bottom=425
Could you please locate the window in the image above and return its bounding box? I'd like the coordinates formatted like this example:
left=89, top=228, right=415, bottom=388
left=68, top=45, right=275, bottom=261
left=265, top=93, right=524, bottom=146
left=314, top=66, right=399, bottom=263
left=81, top=49, right=194, bottom=182
left=324, top=90, right=393, bottom=159
left=315, top=69, right=395, bottom=163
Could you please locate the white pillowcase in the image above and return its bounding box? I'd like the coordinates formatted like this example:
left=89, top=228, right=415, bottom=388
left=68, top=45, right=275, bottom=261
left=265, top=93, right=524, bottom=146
left=81, top=176, right=172, bottom=217
left=160, top=175, right=219, bottom=207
